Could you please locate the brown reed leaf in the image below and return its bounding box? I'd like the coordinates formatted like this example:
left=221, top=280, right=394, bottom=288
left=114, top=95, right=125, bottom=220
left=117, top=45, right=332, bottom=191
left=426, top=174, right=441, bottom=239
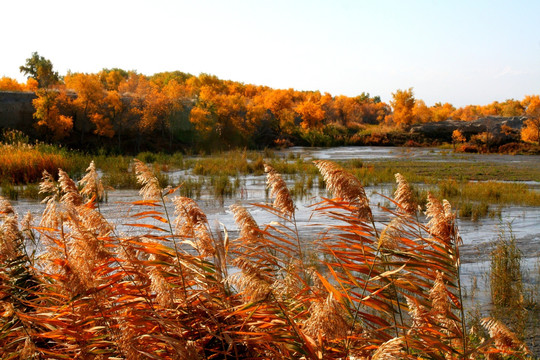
left=394, top=173, right=416, bottom=215
left=134, top=159, right=161, bottom=200
left=264, top=164, right=295, bottom=218
left=314, top=160, right=371, bottom=220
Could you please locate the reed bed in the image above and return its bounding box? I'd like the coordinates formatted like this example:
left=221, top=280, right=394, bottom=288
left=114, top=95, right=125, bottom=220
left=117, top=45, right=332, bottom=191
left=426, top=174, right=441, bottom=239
left=0, top=143, right=70, bottom=184
left=0, top=160, right=534, bottom=359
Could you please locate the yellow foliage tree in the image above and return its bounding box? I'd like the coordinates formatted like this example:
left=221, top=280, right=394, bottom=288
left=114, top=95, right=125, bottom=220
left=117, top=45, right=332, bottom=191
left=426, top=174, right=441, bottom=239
left=390, top=88, right=415, bottom=127
left=0, top=77, right=25, bottom=91
left=520, top=95, right=540, bottom=143
left=295, top=100, right=325, bottom=130
left=32, top=90, right=73, bottom=140
left=413, top=99, right=432, bottom=123
left=431, top=102, right=455, bottom=122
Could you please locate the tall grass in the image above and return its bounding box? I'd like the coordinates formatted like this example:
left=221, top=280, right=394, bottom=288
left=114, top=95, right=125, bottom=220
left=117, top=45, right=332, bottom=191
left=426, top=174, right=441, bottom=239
left=0, top=143, right=71, bottom=184
left=0, top=160, right=534, bottom=359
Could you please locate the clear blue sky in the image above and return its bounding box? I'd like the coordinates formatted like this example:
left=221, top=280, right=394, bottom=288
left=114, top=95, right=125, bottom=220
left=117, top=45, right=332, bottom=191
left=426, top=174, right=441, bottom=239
left=2, top=0, right=539, bottom=106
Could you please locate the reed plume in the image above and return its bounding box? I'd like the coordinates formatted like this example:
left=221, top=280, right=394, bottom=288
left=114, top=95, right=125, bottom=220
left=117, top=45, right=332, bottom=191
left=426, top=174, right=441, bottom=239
left=303, top=293, right=349, bottom=341
left=378, top=217, right=405, bottom=251
left=79, top=160, right=104, bottom=201
left=425, top=193, right=456, bottom=244
left=173, top=196, right=214, bottom=256
left=314, top=160, right=371, bottom=219
left=394, top=173, right=416, bottom=215
left=481, top=317, right=531, bottom=355
left=58, top=169, right=82, bottom=206
left=264, top=163, right=295, bottom=218
left=405, top=296, right=431, bottom=333
left=0, top=197, right=21, bottom=262
left=371, top=337, right=404, bottom=360
left=134, top=159, right=161, bottom=200
left=230, top=203, right=263, bottom=241
left=230, top=257, right=273, bottom=302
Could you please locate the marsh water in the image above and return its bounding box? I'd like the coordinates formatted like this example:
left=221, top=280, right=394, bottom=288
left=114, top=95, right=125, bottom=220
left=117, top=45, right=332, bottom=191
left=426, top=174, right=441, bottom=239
left=11, top=146, right=540, bottom=314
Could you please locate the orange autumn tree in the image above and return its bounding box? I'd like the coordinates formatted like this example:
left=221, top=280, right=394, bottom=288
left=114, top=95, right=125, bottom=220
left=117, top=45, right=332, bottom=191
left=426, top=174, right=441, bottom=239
left=295, top=92, right=326, bottom=130
left=0, top=77, right=25, bottom=92
left=521, top=95, right=540, bottom=143
left=0, top=77, right=38, bottom=92
left=32, top=89, right=73, bottom=140
left=64, top=72, right=114, bottom=139
left=389, top=87, right=416, bottom=128
left=430, top=102, right=455, bottom=122
left=262, top=88, right=296, bottom=133
left=451, top=105, right=480, bottom=121
left=413, top=99, right=432, bottom=123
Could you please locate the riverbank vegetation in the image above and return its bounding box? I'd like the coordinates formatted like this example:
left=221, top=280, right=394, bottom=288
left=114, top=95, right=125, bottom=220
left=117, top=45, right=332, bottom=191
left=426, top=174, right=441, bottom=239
left=1, top=52, right=540, bottom=154
left=0, top=160, right=535, bottom=358
left=1, top=137, right=539, bottom=221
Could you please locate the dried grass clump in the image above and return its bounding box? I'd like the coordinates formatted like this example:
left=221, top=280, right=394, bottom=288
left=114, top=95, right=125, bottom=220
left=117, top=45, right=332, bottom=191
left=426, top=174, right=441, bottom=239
left=0, top=160, right=531, bottom=359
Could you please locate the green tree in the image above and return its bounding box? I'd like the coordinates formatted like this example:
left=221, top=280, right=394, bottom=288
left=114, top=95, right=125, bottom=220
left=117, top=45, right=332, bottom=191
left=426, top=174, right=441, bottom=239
left=19, top=52, right=60, bottom=88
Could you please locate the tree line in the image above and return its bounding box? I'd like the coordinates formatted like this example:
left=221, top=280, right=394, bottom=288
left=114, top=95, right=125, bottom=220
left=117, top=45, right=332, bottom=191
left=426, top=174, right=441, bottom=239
left=1, top=52, right=539, bottom=152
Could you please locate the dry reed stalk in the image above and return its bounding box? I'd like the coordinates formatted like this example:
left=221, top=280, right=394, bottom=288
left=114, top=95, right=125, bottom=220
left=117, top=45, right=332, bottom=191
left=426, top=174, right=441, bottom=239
left=394, top=173, right=417, bottom=215
left=264, top=164, right=295, bottom=218
left=134, top=159, right=161, bottom=200
left=314, top=160, right=371, bottom=220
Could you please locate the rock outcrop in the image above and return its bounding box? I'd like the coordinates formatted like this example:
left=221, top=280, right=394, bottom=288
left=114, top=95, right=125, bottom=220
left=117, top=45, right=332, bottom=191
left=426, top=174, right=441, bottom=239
left=0, top=91, right=37, bottom=131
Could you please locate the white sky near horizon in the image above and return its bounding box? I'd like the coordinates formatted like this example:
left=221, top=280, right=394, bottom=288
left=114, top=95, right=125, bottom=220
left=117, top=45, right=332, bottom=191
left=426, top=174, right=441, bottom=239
left=1, top=0, right=539, bottom=107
